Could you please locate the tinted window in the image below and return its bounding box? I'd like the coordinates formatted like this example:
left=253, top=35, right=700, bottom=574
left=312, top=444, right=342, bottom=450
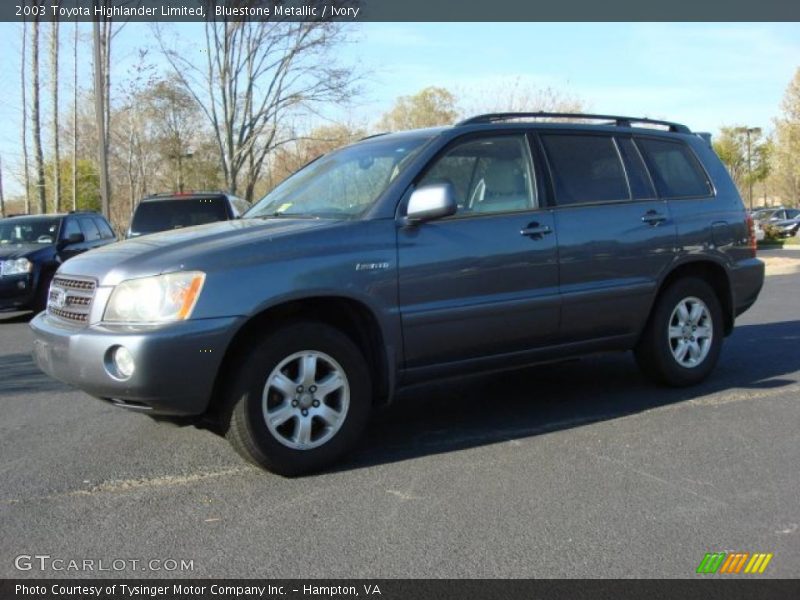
left=636, top=138, right=711, bottom=198
left=419, top=136, right=535, bottom=215
left=61, top=218, right=81, bottom=240
left=94, top=217, right=115, bottom=239
left=541, top=134, right=629, bottom=205
left=130, top=198, right=229, bottom=235
left=786, top=209, right=800, bottom=219
left=616, top=138, right=656, bottom=200
left=79, top=217, right=101, bottom=241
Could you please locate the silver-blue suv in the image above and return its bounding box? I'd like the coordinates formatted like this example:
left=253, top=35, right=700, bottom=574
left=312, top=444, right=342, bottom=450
left=30, top=113, right=765, bottom=475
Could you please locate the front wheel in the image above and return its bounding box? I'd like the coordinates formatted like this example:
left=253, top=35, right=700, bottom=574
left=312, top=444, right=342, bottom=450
left=225, top=322, right=371, bottom=476
left=635, top=278, right=724, bottom=387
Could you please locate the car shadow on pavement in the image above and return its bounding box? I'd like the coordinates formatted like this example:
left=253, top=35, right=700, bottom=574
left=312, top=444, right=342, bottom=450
left=340, top=319, right=800, bottom=472
left=0, top=311, right=34, bottom=325
left=0, top=352, right=69, bottom=396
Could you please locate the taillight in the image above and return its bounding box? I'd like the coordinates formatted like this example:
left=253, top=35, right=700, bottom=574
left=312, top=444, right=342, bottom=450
left=746, top=214, right=757, bottom=256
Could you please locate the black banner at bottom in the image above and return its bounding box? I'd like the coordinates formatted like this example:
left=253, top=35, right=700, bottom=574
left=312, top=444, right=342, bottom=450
left=2, top=579, right=800, bottom=600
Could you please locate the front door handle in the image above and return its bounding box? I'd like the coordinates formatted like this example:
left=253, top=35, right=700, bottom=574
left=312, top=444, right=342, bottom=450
left=520, top=223, right=553, bottom=238
left=641, top=210, right=667, bottom=226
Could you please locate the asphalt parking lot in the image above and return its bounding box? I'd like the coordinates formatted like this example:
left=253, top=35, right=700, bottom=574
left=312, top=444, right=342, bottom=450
left=1, top=251, right=798, bottom=579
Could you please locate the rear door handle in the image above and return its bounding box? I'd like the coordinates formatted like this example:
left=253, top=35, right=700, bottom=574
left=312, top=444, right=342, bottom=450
left=520, top=223, right=553, bottom=238
left=641, top=210, right=667, bottom=226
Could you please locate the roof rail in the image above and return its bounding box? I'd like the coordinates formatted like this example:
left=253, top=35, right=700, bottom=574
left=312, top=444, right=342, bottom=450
left=145, top=190, right=226, bottom=198
left=456, top=112, right=691, bottom=133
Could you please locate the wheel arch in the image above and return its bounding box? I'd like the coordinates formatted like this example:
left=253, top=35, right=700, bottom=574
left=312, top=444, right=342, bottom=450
left=644, top=259, right=734, bottom=340
left=204, top=295, right=394, bottom=427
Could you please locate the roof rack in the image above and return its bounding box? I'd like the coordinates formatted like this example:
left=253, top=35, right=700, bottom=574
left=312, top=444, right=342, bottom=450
left=145, top=190, right=226, bottom=198
left=456, top=112, right=691, bottom=133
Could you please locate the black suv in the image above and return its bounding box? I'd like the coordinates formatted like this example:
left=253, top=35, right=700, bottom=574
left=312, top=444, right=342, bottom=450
left=0, top=212, right=116, bottom=313
left=31, top=113, right=764, bottom=475
left=127, top=191, right=251, bottom=238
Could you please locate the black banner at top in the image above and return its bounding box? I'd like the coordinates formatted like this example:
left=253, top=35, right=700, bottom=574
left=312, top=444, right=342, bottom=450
left=5, top=0, right=800, bottom=22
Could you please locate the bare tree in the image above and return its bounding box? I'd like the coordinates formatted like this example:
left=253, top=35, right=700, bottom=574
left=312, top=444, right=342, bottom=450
left=20, top=20, right=32, bottom=214
left=93, top=19, right=110, bottom=217
left=50, top=18, right=61, bottom=211
left=156, top=21, right=358, bottom=202
left=31, top=8, right=47, bottom=214
left=458, top=78, right=586, bottom=117
left=72, top=21, right=78, bottom=211
left=143, top=76, right=201, bottom=192
left=0, top=156, right=6, bottom=218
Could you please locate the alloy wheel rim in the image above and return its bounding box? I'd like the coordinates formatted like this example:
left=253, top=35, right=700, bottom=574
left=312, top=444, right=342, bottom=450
left=262, top=350, right=350, bottom=450
left=668, top=296, right=713, bottom=368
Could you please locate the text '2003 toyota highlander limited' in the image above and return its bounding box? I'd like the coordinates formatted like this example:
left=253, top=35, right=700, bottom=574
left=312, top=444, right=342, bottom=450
left=31, top=113, right=765, bottom=475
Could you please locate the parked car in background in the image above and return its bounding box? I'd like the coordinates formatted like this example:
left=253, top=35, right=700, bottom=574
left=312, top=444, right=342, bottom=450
left=31, top=113, right=764, bottom=475
left=769, top=209, right=800, bottom=238
left=127, top=191, right=251, bottom=238
left=0, top=212, right=116, bottom=313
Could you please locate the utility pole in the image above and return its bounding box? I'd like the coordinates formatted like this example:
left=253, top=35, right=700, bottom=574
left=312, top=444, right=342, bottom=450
left=736, top=126, right=762, bottom=211
left=93, top=20, right=110, bottom=218
left=72, top=21, right=78, bottom=211
left=0, top=156, right=5, bottom=218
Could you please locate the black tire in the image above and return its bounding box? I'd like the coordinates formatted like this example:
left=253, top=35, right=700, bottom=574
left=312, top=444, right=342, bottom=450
left=635, top=277, right=724, bottom=387
left=224, top=322, right=371, bottom=476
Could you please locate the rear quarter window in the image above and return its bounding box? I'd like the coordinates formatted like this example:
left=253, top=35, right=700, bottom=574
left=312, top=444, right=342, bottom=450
left=635, top=138, right=712, bottom=199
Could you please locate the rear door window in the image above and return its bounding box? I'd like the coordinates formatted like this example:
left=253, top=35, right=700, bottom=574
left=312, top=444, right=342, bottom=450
left=79, top=217, right=101, bottom=242
left=635, top=138, right=712, bottom=199
left=540, top=134, right=630, bottom=205
left=94, top=217, right=115, bottom=239
left=130, top=197, right=229, bottom=235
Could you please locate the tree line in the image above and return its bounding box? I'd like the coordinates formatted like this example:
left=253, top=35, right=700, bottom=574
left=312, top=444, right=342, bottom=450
left=2, top=19, right=798, bottom=232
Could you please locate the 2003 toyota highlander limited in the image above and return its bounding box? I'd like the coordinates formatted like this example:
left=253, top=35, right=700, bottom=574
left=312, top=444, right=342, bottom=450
left=31, top=113, right=765, bottom=475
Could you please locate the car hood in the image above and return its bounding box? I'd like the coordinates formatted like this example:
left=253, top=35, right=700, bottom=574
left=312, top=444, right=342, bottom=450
left=0, top=243, right=50, bottom=259
left=57, top=217, right=347, bottom=286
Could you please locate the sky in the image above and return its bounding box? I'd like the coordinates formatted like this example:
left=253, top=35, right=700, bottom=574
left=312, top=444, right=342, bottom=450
left=0, top=21, right=798, bottom=198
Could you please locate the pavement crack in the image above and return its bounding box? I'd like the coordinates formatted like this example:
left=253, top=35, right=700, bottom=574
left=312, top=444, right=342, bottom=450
left=1, top=465, right=254, bottom=505
left=588, top=451, right=728, bottom=507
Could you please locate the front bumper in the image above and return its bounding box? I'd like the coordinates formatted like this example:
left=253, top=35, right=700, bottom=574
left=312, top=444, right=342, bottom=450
left=30, top=312, right=243, bottom=415
left=0, top=274, right=35, bottom=310
left=731, top=257, right=765, bottom=317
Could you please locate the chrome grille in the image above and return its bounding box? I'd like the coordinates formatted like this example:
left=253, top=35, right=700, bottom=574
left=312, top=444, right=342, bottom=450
left=48, top=276, right=97, bottom=325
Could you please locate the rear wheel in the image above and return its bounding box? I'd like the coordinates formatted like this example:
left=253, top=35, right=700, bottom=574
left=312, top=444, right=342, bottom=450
left=635, top=278, right=723, bottom=387
left=225, top=322, right=371, bottom=476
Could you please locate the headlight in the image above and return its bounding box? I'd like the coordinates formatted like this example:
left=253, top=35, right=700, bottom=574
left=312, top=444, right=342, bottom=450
left=1, top=258, right=33, bottom=276
left=103, top=272, right=206, bottom=323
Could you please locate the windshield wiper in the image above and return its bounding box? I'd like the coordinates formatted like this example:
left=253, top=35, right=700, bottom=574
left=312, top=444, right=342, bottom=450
left=251, top=211, right=319, bottom=220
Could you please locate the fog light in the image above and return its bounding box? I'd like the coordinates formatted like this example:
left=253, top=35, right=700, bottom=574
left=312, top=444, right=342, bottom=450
left=112, top=346, right=135, bottom=379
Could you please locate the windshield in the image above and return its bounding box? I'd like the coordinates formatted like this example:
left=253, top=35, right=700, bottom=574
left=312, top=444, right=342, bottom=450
left=247, top=134, right=432, bottom=219
left=130, top=198, right=229, bottom=235
left=0, top=217, right=61, bottom=245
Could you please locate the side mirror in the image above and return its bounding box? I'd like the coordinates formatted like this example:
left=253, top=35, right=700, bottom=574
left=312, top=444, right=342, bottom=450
left=404, top=183, right=458, bottom=224
left=58, top=232, right=85, bottom=249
